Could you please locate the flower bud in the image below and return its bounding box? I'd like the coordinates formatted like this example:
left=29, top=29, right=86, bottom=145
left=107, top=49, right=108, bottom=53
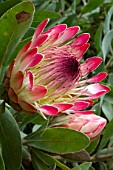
left=55, top=113, right=106, bottom=141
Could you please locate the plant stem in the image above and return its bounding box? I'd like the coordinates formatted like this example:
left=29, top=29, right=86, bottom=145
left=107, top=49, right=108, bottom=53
left=90, top=153, right=113, bottom=162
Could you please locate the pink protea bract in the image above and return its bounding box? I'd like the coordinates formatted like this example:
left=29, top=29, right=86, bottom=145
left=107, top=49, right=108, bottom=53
left=56, top=112, right=106, bottom=141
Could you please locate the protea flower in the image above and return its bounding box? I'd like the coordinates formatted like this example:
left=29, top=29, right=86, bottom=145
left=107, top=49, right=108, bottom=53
left=53, top=112, right=106, bottom=141
left=3, top=19, right=110, bottom=117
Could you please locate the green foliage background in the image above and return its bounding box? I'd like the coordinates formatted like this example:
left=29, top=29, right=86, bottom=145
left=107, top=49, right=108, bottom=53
left=0, top=0, right=113, bottom=170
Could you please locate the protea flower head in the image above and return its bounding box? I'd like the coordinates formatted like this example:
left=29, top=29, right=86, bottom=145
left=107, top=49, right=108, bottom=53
left=3, top=19, right=110, bottom=117
left=53, top=112, right=106, bottom=141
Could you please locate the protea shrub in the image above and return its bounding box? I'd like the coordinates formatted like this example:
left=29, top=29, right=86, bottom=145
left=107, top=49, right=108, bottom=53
left=3, top=19, right=110, bottom=118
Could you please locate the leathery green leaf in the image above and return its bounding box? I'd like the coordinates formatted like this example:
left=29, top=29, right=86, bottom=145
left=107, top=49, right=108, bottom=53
left=71, top=162, right=92, bottom=170
left=82, top=0, right=104, bottom=13
left=0, top=103, right=22, bottom=170
left=31, top=149, right=56, bottom=170
left=98, top=119, right=113, bottom=151
left=34, top=10, right=61, bottom=22
left=25, top=128, right=89, bottom=154
left=0, top=144, right=5, bottom=170
left=0, top=1, right=34, bottom=66
left=102, top=29, right=113, bottom=61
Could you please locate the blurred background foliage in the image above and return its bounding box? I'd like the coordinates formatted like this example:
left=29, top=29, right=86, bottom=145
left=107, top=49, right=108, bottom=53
left=0, top=0, right=113, bottom=170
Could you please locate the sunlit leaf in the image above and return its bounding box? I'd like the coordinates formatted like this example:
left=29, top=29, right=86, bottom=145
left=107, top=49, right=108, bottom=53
left=102, top=29, right=113, bottom=61
left=103, top=6, right=113, bottom=34
left=0, top=1, right=34, bottom=66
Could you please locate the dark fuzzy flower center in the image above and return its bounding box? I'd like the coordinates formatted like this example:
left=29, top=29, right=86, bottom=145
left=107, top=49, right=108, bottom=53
left=60, top=56, right=79, bottom=79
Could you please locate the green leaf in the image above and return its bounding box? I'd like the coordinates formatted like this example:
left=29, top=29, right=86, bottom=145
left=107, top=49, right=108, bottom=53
left=33, top=10, right=61, bottom=22
left=23, top=27, right=35, bottom=39
left=91, top=103, right=101, bottom=116
left=25, top=128, right=89, bottom=154
left=32, top=153, right=49, bottom=170
left=94, top=23, right=103, bottom=53
left=89, top=167, right=95, bottom=170
left=0, top=84, right=5, bottom=97
left=86, top=137, right=99, bottom=154
left=102, top=29, right=113, bottom=61
left=0, top=1, right=34, bottom=66
left=97, top=147, right=113, bottom=155
left=32, top=149, right=56, bottom=170
left=71, top=162, right=92, bottom=170
left=19, top=113, right=46, bottom=130
left=104, top=86, right=113, bottom=104
left=102, top=101, right=113, bottom=121
left=0, top=144, right=5, bottom=170
left=0, top=104, right=22, bottom=170
left=8, top=38, right=31, bottom=65
left=19, top=165, right=25, bottom=170
left=108, top=73, right=113, bottom=86
left=54, top=159, right=70, bottom=170
left=0, top=0, right=21, bottom=17
left=82, top=0, right=104, bottom=13
left=98, top=119, right=113, bottom=151
left=99, top=162, right=107, bottom=170
left=103, top=6, right=113, bottom=34
left=32, top=148, right=70, bottom=170
left=0, top=101, right=5, bottom=114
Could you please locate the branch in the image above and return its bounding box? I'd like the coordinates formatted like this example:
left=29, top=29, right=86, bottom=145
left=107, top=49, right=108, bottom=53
left=90, top=153, right=113, bottom=162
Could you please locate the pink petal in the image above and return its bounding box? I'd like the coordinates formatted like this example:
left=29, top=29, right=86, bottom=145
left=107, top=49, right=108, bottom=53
left=89, top=122, right=106, bottom=141
left=53, top=103, right=73, bottom=112
left=12, top=71, right=24, bottom=91
left=72, top=33, right=90, bottom=47
left=75, top=110, right=95, bottom=115
left=39, top=34, right=59, bottom=50
left=22, top=48, right=37, bottom=61
left=30, top=34, right=48, bottom=48
left=33, top=19, right=49, bottom=39
left=53, top=26, right=80, bottom=45
left=72, top=43, right=90, bottom=60
left=28, top=85, right=47, bottom=101
left=22, top=53, right=43, bottom=70
left=8, top=87, right=18, bottom=103
left=81, top=100, right=94, bottom=106
left=70, top=101, right=90, bottom=111
left=18, top=85, right=47, bottom=103
left=86, top=84, right=110, bottom=94
left=81, top=57, right=102, bottom=76
left=26, top=71, right=33, bottom=90
left=7, top=61, right=15, bottom=78
left=16, top=41, right=32, bottom=61
left=79, top=84, right=110, bottom=99
left=40, top=105, right=58, bottom=115
left=87, top=72, right=107, bottom=82
left=44, top=24, right=67, bottom=36
left=19, top=100, right=37, bottom=112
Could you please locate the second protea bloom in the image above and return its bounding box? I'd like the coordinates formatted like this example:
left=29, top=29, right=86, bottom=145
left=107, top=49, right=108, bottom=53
left=54, top=112, right=106, bottom=141
left=3, top=19, right=110, bottom=116
left=56, top=111, right=106, bottom=141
